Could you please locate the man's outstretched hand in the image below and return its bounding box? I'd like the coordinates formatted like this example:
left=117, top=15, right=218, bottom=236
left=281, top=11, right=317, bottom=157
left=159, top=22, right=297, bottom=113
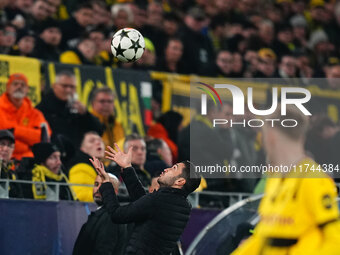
left=105, top=143, right=132, bottom=169
left=89, top=156, right=110, bottom=183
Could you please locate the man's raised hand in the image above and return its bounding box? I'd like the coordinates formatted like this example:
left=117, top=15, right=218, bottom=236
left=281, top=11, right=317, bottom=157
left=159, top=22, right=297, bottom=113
left=89, top=156, right=110, bottom=183
left=105, top=143, right=132, bottom=169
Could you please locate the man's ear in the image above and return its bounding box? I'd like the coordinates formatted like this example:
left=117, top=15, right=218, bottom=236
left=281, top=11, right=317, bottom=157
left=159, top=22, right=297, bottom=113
left=175, top=177, right=186, bottom=187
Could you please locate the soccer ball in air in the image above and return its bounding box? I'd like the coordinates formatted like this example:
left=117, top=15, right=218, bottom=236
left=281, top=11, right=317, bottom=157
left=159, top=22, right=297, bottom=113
left=111, top=28, right=145, bottom=62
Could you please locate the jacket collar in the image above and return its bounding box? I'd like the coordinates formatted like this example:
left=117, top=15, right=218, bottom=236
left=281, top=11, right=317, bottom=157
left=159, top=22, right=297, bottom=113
left=157, top=186, right=187, bottom=197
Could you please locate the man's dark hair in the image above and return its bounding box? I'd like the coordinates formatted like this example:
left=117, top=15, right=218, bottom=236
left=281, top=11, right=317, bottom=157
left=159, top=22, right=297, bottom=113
left=81, top=131, right=100, bottom=146
left=91, top=87, right=114, bottom=104
left=165, top=37, right=183, bottom=48
left=75, top=2, right=93, bottom=12
left=164, top=12, right=181, bottom=23
left=179, top=161, right=201, bottom=194
left=146, top=138, right=164, bottom=154
left=209, top=14, right=227, bottom=30
left=124, top=133, right=144, bottom=150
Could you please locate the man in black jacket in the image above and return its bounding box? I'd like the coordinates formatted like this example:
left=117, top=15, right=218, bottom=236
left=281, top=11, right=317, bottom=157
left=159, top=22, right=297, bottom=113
left=73, top=174, right=128, bottom=255
left=90, top=144, right=201, bottom=255
left=36, top=70, right=103, bottom=151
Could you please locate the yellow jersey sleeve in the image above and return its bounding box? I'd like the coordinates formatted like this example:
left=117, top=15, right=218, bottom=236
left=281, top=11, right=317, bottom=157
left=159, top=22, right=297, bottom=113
left=302, top=177, right=339, bottom=225
left=231, top=234, right=264, bottom=255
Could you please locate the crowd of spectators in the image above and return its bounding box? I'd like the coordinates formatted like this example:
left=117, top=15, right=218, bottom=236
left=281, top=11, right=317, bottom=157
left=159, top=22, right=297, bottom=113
left=1, top=0, right=340, bottom=209
left=1, top=0, right=340, bottom=87
left=1, top=72, right=339, bottom=209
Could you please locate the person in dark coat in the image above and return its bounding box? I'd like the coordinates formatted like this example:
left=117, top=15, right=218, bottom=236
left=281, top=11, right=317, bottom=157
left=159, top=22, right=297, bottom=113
left=32, top=19, right=62, bottom=62
left=73, top=174, right=128, bottom=255
left=36, top=70, right=103, bottom=151
left=90, top=144, right=201, bottom=255
left=20, top=142, right=76, bottom=201
left=59, top=2, right=94, bottom=49
left=178, top=7, right=215, bottom=75
left=0, top=129, right=23, bottom=198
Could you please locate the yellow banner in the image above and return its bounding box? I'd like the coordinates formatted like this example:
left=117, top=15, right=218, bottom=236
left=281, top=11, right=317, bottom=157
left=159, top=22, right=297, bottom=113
left=0, top=55, right=41, bottom=105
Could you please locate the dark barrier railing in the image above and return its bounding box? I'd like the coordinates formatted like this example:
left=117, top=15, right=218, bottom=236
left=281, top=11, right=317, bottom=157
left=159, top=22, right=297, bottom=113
left=0, top=199, right=220, bottom=254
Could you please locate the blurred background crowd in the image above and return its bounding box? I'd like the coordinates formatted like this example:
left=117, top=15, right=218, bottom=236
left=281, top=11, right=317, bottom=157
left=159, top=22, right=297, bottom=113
left=1, top=0, right=340, bottom=209
left=1, top=0, right=340, bottom=85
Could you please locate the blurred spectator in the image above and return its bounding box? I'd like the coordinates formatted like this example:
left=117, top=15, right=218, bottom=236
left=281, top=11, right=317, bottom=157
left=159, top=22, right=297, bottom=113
left=32, top=19, right=62, bottom=61
left=184, top=102, right=231, bottom=192
left=133, top=37, right=156, bottom=70
left=111, top=4, right=133, bottom=31
left=308, top=0, right=327, bottom=31
left=243, top=50, right=259, bottom=77
left=60, top=37, right=97, bottom=65
left=231, top=52, right=244, bottom=77
left=208, top=14, right=227, bottom=52
left=0, top=73, right=51, bottom=160
left=97, top=31, right=120, bottom=68
left=265, top=4, right=282, bottom=25
left=140, top=2, right=167, bottom=57
left=146, top=1, right=163, bottom=30
left=73, top=173, right=127, bottom=255
left=308, top=29, right=335, bottom=70
left=90, top=87, right=125, bottom=150
left=0, top=129, right=22, bottom=198
left=88, top=27, right=106, bottom=64
left=68, top=131, right=105, bottom=202
left=325, top=65, right=340, bottom=90
left=179, top=7, right=215, bottom=75
left=129, top=2, right=147, bottom=29
left=60, top=3, right=94, bottom=49
left=145, top=138, right=172, bottom=176
left=0, top=23, right=16, bottom=54
left=148, top=110, right=183, bottom=164
left=277, top=54, right=301, bottom=85
left=9, top=29, right=35, bottom=57
left=306, top=115, right=340, bottom=166
left=4, top=0, right=28, bottom=29
left=290, top=14, right=308, bottom=51
left=254, top=48, right=277, bottom=78
left=26, top=0, right=51, bottom=30
left=36, top=71, right=103, bottom=149
left=163, top=12, right=181, bottom=37
left=325, top=2, right=340, bottom=49
left=297, top=54, right=314, bottom=85
left=28, top=142, right=76, bottom=200
left=248, top=20, right=274, bottom=51
left=122, top=133, right=151, bottom=187
left=272, top=23, right=294, bottom=58
left=210, top=50, right=234, bottom=77
left=156, top=37, right=186, bottom=73
left=91, top=0, right=111, bottom=27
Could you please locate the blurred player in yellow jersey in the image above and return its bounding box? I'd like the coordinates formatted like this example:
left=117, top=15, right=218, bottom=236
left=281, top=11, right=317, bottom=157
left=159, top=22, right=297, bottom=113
left=232, top=105, right=340, bottom=255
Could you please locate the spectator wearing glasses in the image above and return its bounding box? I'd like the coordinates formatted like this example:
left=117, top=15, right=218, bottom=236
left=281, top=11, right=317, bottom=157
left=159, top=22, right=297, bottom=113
left=0, top=73, right=51, bottom=160
left=36, top=71, right=103, bottom=153
left=90, top=87, right=125, bottom=151
left=0, top=129, right=23, bottom=198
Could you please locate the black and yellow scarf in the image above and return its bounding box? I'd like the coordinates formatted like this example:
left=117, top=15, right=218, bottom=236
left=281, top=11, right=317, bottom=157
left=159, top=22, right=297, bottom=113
left=32, top=164, right=77, bottom=200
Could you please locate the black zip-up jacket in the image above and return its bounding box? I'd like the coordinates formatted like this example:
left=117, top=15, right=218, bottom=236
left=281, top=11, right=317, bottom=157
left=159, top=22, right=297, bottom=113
left=100, top=167, right=191, bottom=255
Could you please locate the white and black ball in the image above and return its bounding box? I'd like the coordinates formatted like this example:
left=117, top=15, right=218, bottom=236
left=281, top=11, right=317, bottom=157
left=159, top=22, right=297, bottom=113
left=111, top=28, right=145, bottom=62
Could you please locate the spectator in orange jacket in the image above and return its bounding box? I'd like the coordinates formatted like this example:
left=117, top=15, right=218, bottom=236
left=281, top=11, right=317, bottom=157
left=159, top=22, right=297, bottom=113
left=0, top=73, right=51, bottom=160
left=147, top=111, right=183, bottom=164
